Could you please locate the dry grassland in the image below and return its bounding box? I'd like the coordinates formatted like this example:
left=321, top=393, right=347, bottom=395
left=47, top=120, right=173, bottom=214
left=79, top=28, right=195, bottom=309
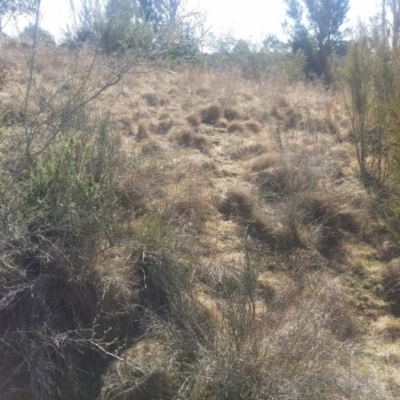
left=0, top=39, right=400, bottom=399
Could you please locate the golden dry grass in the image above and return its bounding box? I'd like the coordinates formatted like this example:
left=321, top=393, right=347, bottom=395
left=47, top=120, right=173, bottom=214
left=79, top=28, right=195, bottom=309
left=0, top=39, right=399, bottom=398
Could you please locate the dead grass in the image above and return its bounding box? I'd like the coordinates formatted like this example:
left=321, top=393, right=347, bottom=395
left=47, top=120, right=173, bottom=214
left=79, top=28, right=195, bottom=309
left=170, top=128, right=213, bottom=154
left=136, top=121, right=149, bottom=141
left=249, top=153, right=281, bottom=172
left=0, top=39, right=398, bottom=399
left=200, top=104, right=222, bottom=125
left=187, top=113, right=201, bottom=127
left=100, top=339, right=172, bottom=400
left=227, top=121, right=245, bottom=133
left=224, top=106, right=242, bottom=121
left=245, top=120, right=262, bottom=133
left=381, top=258, right=400, bottom=316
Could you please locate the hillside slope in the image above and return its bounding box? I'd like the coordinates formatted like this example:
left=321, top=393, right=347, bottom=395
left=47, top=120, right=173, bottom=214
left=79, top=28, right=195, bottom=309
left=0, top=39, right=399, bottom=399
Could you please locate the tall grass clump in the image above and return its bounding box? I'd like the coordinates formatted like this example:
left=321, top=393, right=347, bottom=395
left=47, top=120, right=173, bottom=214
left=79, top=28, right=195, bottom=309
left=170, top=244, right=384, bottom=400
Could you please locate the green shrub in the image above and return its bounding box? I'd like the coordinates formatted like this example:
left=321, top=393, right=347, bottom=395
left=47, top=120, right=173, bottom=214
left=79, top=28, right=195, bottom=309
left=20, top=116, right=118, bottom=270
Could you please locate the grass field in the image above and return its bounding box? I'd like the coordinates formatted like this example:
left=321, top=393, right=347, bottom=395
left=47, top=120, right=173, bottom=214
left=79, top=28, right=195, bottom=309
left=0, top=37, right=399, bottom=399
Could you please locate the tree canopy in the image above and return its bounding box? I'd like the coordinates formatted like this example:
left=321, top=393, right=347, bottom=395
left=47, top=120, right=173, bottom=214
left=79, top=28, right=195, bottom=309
left=284, top=0, right=350, bottom=79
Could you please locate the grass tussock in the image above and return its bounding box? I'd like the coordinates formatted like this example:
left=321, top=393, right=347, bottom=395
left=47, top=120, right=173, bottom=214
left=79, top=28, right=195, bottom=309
left=381, top=258, right=400, bottom=316
left=100, top=339, right=172, bottom=400
left=229, top=142, right=268, bottom=160
left=245, top=120, right=262, bottom=133
left=187, top=113, right=201, bottom=127
left=224, top=106, right=242, bottom=121
left=136, top=121, right=149, bottom=141
left=200, top=104, right=222, bottom=125
left=151, top=119, right=173, bottom=135
left=249, top=153, right=281, bottom=172
left=171, top=128, right=213, bottom=154
left=227, top=121, right=245, bottom=133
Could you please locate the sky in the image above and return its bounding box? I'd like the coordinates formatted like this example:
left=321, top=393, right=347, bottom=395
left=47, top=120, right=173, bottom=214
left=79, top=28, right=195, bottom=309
left=187, top=0, right=380, bottom=42
left=7, top=0, right=381, bottom=43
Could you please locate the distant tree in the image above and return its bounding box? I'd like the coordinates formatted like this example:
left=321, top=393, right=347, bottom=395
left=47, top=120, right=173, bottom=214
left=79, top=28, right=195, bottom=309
left=232, top=39, right=251, bottom=54
left=283, top=0, right=350, bottom=80
left=101, top=0, right=137, bottom=51
left=383, top=0, right=400, bottom=50
left=0, top=0, right=36, bottom=33
left=138, top=0, right=182, bottom=31
left=21, top=22, right=55, bottom=43
left=262, top=34, right=287, bottom=52
left=64, top=0, right=104, bottom=43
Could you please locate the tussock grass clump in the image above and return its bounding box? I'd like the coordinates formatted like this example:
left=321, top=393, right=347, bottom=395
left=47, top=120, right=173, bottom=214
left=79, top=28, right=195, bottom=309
left=227, top=121, right=245, bottom=133
left=230, top=143, right=268, bottom=160
left=381, top=258, right=400, bottom=316
left=136, top=121, right=149, bottom=141
left=215, top=119, right=228, bottom=128
left=218, top=190, right=275, bottom=244
left=141, top=138, right=162, bottom=154
left=186, top=113, right=200, bottom=127
left=142, top=92, right=159, bottom=107
left=378, top=240, right=400, bottom=262
left=256, top=166, right=291, bottom=199
left=171, top=128, right=212, bottom=154
left=0, top=265, right=112, bottom=400
left=196, top=87, right=210, bottom=98
left=245, top=120, right=262, bottom=133
left=224, top=106, right=242, bottom=121
left=152, top=119, right=173, bottom=135
left=100, top=339, right=172, bottom=400
left=182, top=267, right=381, bottom=400
left=200, top=104, right=222, bottom=125
left=283, top=106, right=303, bottom=130
left=375, top=316, right=400, bottom=341
left=218, top=190, right=255, bottom=220
left=249, top=153, right=280, bottom=172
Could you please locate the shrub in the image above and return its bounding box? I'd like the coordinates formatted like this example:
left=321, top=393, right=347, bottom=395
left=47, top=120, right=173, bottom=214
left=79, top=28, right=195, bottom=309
left=0, top=116, right=123, bottom=399
left=21, top=23, right=55, bottom=43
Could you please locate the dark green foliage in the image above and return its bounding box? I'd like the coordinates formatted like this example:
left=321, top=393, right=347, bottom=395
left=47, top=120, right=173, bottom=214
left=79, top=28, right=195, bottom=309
left=138, top=0, right=180, bottom=31
left=204, top=34, right=306, bottom=81
left=21, top=23, right=55, bottom=43
left=20, top=115, right=118, bottom=269
left=283, top=0, right=350, bottom=79
left=101, top=0, right=137, bottom=52
left=0, top=114, right=126, bottom=399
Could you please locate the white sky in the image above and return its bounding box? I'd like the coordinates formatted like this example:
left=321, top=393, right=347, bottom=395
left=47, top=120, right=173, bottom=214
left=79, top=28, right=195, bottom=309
left=188, top=0, right=380, bottom=42
left=8, top=0, right=380, bottom=43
